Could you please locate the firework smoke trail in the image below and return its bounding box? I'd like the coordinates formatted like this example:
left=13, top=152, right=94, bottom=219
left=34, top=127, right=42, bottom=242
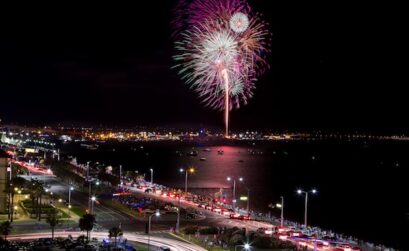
left=222, top=69, right=230, bottom=137
left=173, top=0, right=271, bottom=137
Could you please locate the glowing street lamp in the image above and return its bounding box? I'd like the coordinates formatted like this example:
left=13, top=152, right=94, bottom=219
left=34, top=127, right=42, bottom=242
left=227, top=176, right=243, bottom=211
left=235, top=243, right=251, bottom=251
left=88, top=180, right=100, bottom=213
left=180, top=167, right=195, bottom=193
left=148, top=209, right=160, bottom=251
left=68, top=185, right=74, bottom=204
left=91, top=196, right=96, bottom=214
left=297, top=188, right=317, bottom=227
left=275, top=196, right=284, bottom=227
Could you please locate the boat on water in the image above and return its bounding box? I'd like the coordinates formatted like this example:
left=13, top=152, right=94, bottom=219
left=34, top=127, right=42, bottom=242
left=217, top=150, right=224, bottom=155
left=200, top=157, right=206, bottom=161
left=80, top=143, right=99, bottom=150
left=187, top=150, right=198, bottom=156
left=203, top=148, right=211, bottom=152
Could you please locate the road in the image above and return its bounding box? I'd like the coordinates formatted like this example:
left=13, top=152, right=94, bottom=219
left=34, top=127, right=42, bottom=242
left=19, top=174, right=133, bottom=224
left=17, top=168, right=362, bottom=250
left=126, top=185, right=274, bottom=231
left=7, top=231, right=207, bottom=251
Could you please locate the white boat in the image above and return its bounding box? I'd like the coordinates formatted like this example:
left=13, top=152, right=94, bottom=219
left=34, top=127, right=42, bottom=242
left=80, top=143, right=99, bottom=150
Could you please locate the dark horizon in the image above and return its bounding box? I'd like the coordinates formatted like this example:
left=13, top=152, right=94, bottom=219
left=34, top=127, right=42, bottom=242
left=0, top=2, right=404, bottom=133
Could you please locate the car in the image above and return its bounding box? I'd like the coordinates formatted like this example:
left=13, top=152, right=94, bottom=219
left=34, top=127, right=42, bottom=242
left=159, top=246, right=171, bottom=251
left=212, top=207, right=222, bottom=213
left=290, top=231, right=303, bottom=237
left=229, top=213, right=250, bottom=220
left=221, top=208, right=233, bottom=214
left=205, top=205, right=213, bottom=210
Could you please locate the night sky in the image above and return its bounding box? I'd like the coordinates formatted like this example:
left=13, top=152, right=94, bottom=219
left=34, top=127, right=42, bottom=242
left=0, top=2, right=404, bottom=132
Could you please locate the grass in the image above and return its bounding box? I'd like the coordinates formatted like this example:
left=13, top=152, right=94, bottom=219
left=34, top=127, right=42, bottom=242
left=70, top=206, right=86, bottom=217
left=102, top=200, right=143, bottom=219
left=177, top=233, right=229, bottom=251
left=58, top=209, right=70, bottom=218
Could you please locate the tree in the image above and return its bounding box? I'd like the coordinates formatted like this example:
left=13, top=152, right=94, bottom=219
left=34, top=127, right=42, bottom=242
left=6, top=176, right=27, bottom=221
left=108, top=226, right=123, bottom=247
left=27, top=179, right=44, bottom=219
left=79, top=214, right=96, bottom=242
left=111, top=227, right=124, bottom=246
left=0, top=221, right=12, bottom=240
left=46, top=208, right=61, bottom=239
left=33, top=182, right=45, bottom=221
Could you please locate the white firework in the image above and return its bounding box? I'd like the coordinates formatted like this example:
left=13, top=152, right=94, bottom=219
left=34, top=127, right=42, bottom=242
left=199, top=30, right=238, bottom=83
left=229, top=12, right=249, bottom=33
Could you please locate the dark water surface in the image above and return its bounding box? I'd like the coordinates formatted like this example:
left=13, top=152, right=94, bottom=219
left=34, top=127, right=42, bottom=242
left=66, top=139, right=408, bottom=249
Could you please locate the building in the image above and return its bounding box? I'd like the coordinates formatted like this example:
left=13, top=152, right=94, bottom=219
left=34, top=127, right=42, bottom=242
left=0, top=150, right=10, bottom=213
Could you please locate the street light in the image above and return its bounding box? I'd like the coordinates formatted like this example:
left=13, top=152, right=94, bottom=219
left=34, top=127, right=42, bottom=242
left=180, top=167, right=195, bottom=193
left=150, top=168, right=153, bottom=184
left=68, top=185, right=74, bottom=204
left=88, top=180, right=100, bottom=213
left=275, top=196, right=284, bottom=227
left=175, top=207, right=180, bottom=233
left=148, top=209, right=160, bottom=251
left=91, top=196, right=96, bottom=214
left=297, top=188, right=317, bottom=227
left=227, top=176, right=243, bottom=211
left=235, top=243, right=251, bottom=251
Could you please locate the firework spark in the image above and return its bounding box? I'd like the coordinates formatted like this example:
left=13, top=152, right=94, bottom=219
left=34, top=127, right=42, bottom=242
left=230, top=12, right=249, bottom=33
left=173, top=0, right=271, bottom=137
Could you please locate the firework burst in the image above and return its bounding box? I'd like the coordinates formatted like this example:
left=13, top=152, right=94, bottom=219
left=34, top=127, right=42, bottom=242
left=173, top=0, right=272, bottom=136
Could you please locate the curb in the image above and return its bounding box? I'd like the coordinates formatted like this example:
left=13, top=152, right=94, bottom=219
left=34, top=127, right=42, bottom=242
left=168, top=232, right=196, bottom=246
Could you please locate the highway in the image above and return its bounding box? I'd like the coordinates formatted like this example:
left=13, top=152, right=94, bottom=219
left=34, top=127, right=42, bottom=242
left=15, top=164, right=362, bottom=250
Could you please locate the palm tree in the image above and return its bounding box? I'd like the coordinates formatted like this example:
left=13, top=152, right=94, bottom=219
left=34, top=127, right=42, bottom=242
left=33, top=182, right=45, bottom=221
left=108, top=226, right=123, bottom=247
left=29, top=183, right=38, bottom=218
left=27, top=180, right=43, bottom=219
left=46, top=209, right=61, bottom=239
left=7, top=177, right=27, bottom=221
left=79, top=214, right=96, bottom=242
left=0, top=221, right=12, bottom=240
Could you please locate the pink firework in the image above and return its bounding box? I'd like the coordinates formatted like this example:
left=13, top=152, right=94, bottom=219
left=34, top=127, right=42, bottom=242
left=173, top=0, right=272, bottom=136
